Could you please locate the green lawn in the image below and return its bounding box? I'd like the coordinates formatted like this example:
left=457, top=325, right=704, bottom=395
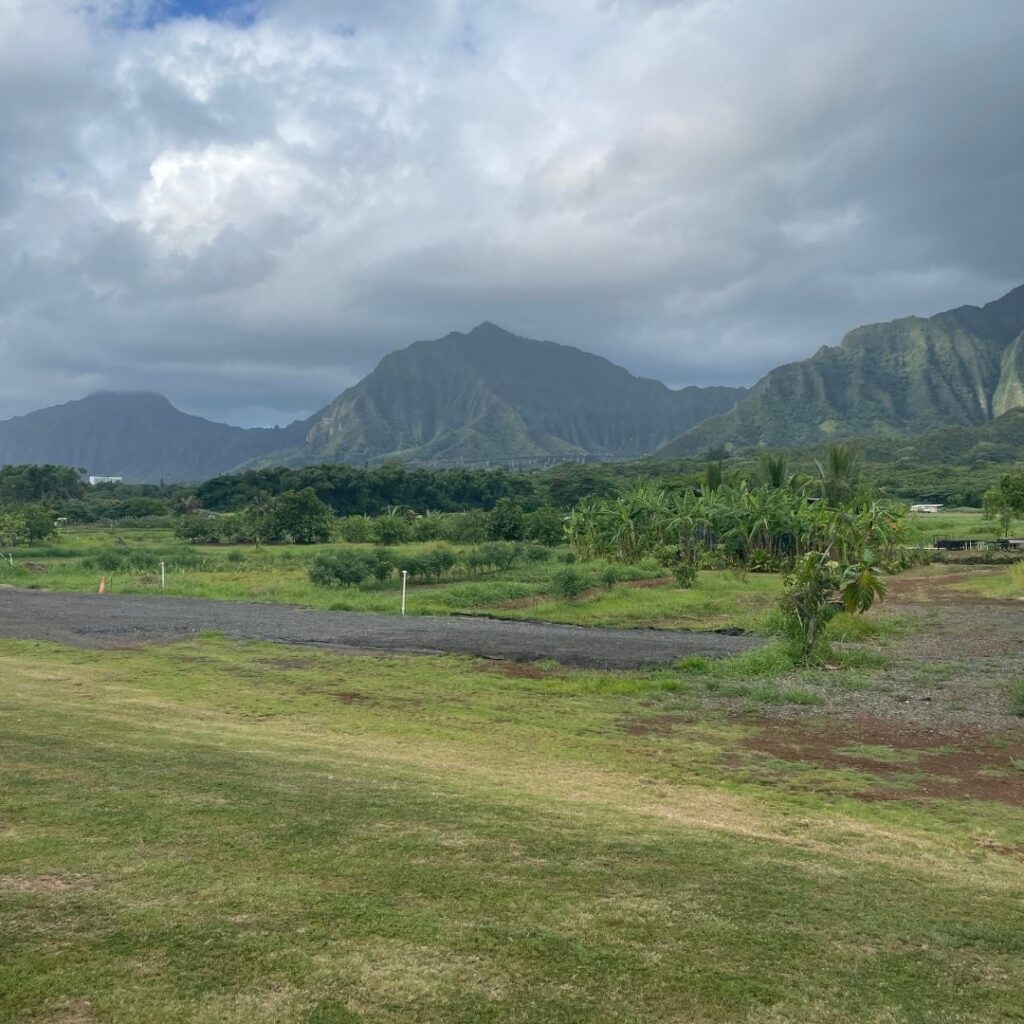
left=2, top=637, right=1022, bottom=1022
left=0, top=526, right=781, bottom=633
left=904, top=508, right=1005, bottom=544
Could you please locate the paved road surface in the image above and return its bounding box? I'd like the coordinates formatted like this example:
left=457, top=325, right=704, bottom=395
left=0, top=589, right=760, bottom=669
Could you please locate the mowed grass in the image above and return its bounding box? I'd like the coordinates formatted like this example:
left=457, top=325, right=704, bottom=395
left=2, top=638, right=1023, bottom=1023
left=904, top=508, right=1001, bottom=544
left=0, top=526, right=780, bottom=632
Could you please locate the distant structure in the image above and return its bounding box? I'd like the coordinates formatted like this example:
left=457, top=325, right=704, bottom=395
left=909, top=503, right=943, bottom=513
left=87, top=475, right=123, bottom=486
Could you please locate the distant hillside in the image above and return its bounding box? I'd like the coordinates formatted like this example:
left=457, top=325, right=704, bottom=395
left=656, top=283, right=1024, bottom=458
left=253, top=322, right=746, bottom=469
left=0, top=392, right=308, bottom=483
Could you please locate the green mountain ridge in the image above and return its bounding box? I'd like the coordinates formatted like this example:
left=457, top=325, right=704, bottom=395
left=0, top=392, right=310, bottom=484
left=656, top=283, right=1024, bottom=458
left=249, top=322, right=747, bottom=469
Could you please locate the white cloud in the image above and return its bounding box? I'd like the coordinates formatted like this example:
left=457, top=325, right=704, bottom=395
left=1, top=0, right=1023, bottom=424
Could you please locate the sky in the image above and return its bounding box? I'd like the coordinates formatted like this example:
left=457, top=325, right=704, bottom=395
left=2, top=0, right=1023, bottom=427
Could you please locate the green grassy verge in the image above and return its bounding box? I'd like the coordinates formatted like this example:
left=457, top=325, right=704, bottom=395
left=0, top=527, right=783, bottom=633
left=2, top=638, right=1023, bottom=1022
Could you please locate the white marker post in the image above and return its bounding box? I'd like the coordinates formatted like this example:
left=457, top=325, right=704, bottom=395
left=160, top=561, right=166, bottom=589
left=401, top=570, right=408, bottom=616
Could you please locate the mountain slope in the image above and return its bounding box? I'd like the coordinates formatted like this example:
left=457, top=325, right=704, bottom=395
left=256, top=322, right=746, bottom=469
left=656, top=284, right=1024, bottom=458
left=0, top=392, right=309, bottom=483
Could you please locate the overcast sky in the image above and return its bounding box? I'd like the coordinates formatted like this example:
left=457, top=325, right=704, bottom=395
left=2, top=0, right=1023, bottom=426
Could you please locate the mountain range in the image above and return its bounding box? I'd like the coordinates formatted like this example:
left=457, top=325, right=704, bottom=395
left=3, top=283, right=1024, bottom=483
left=0, top=323, right=744, bottom=482
left=656, top=283, right=1024, bottom=458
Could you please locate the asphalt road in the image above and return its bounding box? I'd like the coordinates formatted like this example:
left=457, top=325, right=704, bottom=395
left=0, top=589, right=760, bottom=669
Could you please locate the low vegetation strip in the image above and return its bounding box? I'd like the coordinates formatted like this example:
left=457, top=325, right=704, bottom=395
left=0, top=589, right=761, bottom=668
left=1, top=637, right=1023, bottom=1023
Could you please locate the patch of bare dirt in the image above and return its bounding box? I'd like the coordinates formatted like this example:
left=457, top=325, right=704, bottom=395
left=884, top=566, right=1015, bottom=606
left=333, top=690, right=371, bottom=704
left=0, top=873, right=87, bottom=893
left=621, top=713, right=690, bottom=736
left=743, top=717, right=1024, bottom=806
left=256, top=656, right=317, bottom=670
left=489, top=660, right=550, bottom=679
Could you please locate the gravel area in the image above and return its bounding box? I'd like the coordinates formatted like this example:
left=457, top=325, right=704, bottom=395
left=0, top=589, right=760, bottom=669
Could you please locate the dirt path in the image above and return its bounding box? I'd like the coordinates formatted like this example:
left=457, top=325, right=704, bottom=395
left=0, top=589, right=760, bottom=669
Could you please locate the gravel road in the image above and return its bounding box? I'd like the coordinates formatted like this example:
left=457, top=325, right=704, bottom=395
left=0, top=589, right=760, bottom=669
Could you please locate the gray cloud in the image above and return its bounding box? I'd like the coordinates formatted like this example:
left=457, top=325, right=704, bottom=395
left=1, top=0, right=1023, bottom=424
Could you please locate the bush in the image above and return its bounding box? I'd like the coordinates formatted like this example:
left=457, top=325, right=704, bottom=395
left=174, top=515, right=224, bottom=544
left=309, top=550, right=371, bottom=588
left=551, top=566, right=589, bottom=600
left=522, top=544, right=552, bottom=564
left=368, top=547, right=394, bottom=584
left=442, top=511, right=489, bottom=544
left=337, top=516, right=374, bottom=543
left=558, top=550, right=577, bottom=564
left=477, top=541, right=522, bottom=572
left=779, top=552, right=886, bottom=662
left=487, top=498, right=525, bottom=541
left=673, top=562, right=697, bottom=589
left=600, top=565, right=619, bottom=590
left=524, top=507, right=565, bottom=546
left=373, top=515, right=412, bottom=545
left=272, top=488, right=334, bottom=544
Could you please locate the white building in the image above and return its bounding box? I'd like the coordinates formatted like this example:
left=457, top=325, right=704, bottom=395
left=87, top=475, right=123, bottom=486
left=909, top=503, right=943, bottom=513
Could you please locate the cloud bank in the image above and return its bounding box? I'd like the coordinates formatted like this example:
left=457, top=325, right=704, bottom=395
left=2, top=0, right=1023, bottom=424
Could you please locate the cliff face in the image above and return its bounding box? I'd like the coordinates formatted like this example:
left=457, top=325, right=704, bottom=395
left=258, top=322, right=746, bottom=468
left=656, top=284, right=1024, bottom=458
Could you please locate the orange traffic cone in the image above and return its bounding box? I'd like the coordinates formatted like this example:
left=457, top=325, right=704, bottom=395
left=98, top=577, right=107, bottom=594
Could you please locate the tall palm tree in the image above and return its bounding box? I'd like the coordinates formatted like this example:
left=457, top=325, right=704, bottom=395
left=815, top=444, right=862, bottom=508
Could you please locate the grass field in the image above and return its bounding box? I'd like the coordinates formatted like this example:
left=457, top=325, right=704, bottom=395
left=904, top=508, right=1008, bottom=543
left=2, top=635, right=1023, bottom=1023
left=0, top=527, right=781, bottom=633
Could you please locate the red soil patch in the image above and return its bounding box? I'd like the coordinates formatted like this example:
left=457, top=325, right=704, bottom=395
left=333, top=690, right=371, bottom=703
left=743, top=716, right=1024, bottom=806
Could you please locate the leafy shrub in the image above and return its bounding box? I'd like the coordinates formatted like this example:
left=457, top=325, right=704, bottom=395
left=174, top=515, right=224, bottom=544
left=441, top=511, right=489, bottom=544
left=599, top=565, right=619, bottom=590
left=226, top=550, right=246, bottom=564
left=477, top=541, right=522, bottom=572
left=524, top=507, right=565, bottom=546
left=673, top=562, right=697, bottom=588
left=373, top=515, right=412, bottom=545
left=309, top=550, right=371, bottom=588
left=337, top=515, right=374, bottom=543
left=779, top=552, right=886, bottom=662
left=368, top=547, right=394, bottom=584
left=551, top=566, right=589, bottom=600
left=558, top=550, right=577, bottom=564
left=487, top=498, right=526, bottom=541
left=522, top=544, right=553, bottom=563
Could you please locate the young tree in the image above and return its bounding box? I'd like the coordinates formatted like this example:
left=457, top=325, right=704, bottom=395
left=488, top=498, right=526, bottom=541
left=983, top=484, right=1015, bottom=537
left=272, top=489, right=334, bottom=544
